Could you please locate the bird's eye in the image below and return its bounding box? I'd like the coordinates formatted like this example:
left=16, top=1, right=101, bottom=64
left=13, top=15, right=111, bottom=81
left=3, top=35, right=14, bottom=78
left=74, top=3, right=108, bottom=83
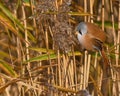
left=79, top=30, right=82, bottom=35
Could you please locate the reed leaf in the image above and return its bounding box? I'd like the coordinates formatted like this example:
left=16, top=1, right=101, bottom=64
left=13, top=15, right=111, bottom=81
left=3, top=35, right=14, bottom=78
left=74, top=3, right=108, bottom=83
left=24, top=51, right=81, bottom=63
left=0, top=59, right=17, bottom=77
left=0, top=1, right=36, bottom=43
left=28, top=47, right=54, bottom=53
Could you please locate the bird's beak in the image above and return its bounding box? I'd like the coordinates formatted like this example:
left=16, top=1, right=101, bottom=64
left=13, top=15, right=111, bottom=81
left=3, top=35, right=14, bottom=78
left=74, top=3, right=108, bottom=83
left=75, top=31, right=79, bottom=36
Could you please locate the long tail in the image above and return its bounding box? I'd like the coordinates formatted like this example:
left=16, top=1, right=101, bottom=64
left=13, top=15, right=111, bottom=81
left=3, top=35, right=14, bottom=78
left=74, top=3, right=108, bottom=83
left=100, top=49, right=111, bottom=77
left=100, top=48, right=112, bottom=96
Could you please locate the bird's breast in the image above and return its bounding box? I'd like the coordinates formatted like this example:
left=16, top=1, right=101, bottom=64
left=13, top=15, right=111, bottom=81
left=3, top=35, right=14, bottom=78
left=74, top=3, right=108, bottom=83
left=77, top=34, right=96, bottom=51
left=77, top=34, right=85, bottom=45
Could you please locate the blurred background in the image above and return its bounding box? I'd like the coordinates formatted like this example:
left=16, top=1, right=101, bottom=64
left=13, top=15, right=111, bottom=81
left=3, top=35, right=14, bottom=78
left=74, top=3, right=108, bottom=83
left=0, top=0, right=119, bottom=96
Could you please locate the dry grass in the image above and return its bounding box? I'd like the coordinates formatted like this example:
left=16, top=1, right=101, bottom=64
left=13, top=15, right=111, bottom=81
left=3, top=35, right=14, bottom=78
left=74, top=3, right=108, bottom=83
left=0, top=0, right=119, bottom=96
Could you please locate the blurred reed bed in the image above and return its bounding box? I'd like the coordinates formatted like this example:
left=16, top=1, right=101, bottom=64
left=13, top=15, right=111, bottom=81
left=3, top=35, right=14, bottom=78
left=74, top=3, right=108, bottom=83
left=0, top=0, right=119, bottom=96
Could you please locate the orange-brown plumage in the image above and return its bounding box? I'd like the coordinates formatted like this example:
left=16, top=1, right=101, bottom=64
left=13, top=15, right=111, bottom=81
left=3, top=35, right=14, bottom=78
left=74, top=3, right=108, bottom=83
left=75, top=22, right=110, bottom=76
left=86, top=22, right=106, bottom=42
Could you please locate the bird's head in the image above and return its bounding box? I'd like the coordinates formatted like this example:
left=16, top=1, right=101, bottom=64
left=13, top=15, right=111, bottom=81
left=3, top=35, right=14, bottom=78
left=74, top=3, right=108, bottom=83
left=75, top=22, right=87, bottom=36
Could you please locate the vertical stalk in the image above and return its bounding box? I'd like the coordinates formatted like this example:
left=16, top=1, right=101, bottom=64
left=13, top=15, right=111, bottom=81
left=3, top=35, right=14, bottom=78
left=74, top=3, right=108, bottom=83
left=102, top=0, right=105, bottom=30
left=86, top=54, right=91, bottom=86
left=84, top=0, right=87, bottom=21
left=72, top=46, right=77, bottom=90
left=83, top=51, right=88, bottom=89
left=22, top=1, right=37, bottom=96
left=110, top=0, right=116, bottom=44
left=90, top=0, right=94, bottom=23
left=22, top=3, right=30, bottom=66
left=117, top=0, right=120, bottom=68
left=110, top=0, right=117, bottom=95
left=45, top=29, right=55, bottom=96
left=29, top=0, right=38, bottom=38
left=57, top=50, right=62, bottom=86
left=94, top=52, right=98, bottom=68
left=117, top=0, right=120, bottom=95
left=80, top=64, right=84, bottom=90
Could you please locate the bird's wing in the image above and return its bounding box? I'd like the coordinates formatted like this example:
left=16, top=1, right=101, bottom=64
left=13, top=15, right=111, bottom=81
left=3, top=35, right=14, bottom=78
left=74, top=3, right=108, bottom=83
left=86, top=22, right=106, bottom=42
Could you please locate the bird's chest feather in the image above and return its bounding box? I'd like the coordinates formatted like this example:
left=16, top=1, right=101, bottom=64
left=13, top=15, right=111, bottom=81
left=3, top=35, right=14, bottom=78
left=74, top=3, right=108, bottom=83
left=77, top=34, right=94, bottom=51
left=77, top=34, right=86, bottom=45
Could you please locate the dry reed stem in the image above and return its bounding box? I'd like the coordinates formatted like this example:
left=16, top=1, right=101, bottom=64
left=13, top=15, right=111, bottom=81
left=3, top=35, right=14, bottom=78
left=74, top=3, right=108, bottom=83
left=86, top=54, right=91, bottom=87
left=22, top=3, right=38, bottom=96
left=84, top=0, right=87, bottom=21
left=102, top=0, right=105, bottom=31
left=90, top=0, right=94, bottom=23
left=57, top=50, right=62, bottom=86
left=80, top=63, right=84, bottom=90
left=110, top=0, right=119, bottom=95
left=0, top=0, right=119, bottom=95
left=117, top=0, right=120, bottom=94
left=110, top=0, right=116, bottom=44
left=29, top=0, right=38, bottom=38
left=83, top=51, right=88, bottom=89
left=94, top=52, right=98, bottom=68
left=89, top=75, right=103, bottom=96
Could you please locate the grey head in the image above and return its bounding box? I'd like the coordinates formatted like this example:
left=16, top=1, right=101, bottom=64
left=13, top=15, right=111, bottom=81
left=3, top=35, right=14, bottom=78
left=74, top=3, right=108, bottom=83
left=76, top=89, right=91, bottom=96
left=76, top=22, right=87, bottom=35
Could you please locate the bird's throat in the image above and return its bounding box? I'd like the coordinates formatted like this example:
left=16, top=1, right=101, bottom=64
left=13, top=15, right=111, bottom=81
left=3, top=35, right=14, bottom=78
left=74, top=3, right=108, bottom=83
left=77, top=34, right=85, bottom=45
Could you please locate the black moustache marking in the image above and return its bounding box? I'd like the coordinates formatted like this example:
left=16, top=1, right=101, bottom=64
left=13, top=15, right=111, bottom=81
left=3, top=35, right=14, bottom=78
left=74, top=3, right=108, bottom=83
left=79, top=30, right=82, bottom=35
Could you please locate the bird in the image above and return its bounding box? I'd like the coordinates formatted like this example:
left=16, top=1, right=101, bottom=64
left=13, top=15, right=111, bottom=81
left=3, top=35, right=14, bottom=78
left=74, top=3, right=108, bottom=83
left=75, top=22, right=110, bottom=76
left=76, top=89, right=91, bottom=96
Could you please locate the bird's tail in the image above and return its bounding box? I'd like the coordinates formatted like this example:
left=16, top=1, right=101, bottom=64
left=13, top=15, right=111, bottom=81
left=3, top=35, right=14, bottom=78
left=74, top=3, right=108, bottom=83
left=100, top=49, right=111, bottom=77
left=100, top=48, right=111, bottom=96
